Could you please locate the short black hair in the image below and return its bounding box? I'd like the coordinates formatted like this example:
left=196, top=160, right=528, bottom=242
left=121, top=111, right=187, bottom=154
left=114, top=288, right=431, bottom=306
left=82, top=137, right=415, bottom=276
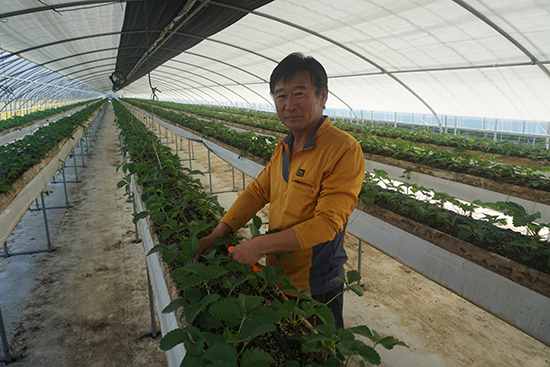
left=269, top=52, right=328, bottom=97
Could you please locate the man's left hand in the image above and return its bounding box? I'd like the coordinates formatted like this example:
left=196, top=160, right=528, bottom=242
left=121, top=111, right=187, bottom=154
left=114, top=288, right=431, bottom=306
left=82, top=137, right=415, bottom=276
left=229, top=237, right=264, bottom=265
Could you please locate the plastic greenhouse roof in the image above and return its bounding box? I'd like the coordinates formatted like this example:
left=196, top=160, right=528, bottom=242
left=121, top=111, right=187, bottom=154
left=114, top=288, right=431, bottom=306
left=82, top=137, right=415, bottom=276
left=0, top=0, right=549, bottom=123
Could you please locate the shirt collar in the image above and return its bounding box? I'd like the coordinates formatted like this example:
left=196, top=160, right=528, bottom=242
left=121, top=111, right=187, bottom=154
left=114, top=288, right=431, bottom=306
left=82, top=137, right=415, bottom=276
left=282, top=115, right=328, bottom=150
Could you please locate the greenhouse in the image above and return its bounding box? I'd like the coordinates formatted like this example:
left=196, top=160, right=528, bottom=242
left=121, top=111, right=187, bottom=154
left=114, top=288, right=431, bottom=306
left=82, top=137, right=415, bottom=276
left=1, top=1, right=549, bottom=366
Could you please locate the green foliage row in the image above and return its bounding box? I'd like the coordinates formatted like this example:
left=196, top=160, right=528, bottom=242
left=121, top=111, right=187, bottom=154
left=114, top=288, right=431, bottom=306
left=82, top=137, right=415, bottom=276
left=130, top=101, right=550, bottom=192
left=0, top=99, right=106, bottom=193
left=360, top=169, right=550, bottom=271
left=0, top=99, right=98, bottom=132
left=114, top=100, right=408, bottom=366
left=126, top=99, right=278, bottom=162
left=353, top=135, right=550, bottom=192
left=126, top=99, right=550, bottom=193
left=131, top=99, right=550, bottom=162
left=125, top=99, right=549, bottom=272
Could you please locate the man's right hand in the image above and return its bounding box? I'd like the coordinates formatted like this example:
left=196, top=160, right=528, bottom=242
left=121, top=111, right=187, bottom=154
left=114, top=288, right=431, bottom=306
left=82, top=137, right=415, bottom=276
left=193, top=222, right=233, bottom=262
left=193, top=234, right=216, bottom=262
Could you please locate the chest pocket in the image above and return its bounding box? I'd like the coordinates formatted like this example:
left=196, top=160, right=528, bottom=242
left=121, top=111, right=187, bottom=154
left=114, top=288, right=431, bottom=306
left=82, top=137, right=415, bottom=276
left=292, top=178, right=318, bottom=195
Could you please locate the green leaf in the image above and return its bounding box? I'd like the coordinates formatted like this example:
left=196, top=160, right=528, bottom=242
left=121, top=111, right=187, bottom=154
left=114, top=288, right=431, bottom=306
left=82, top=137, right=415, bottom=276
left=357, top=344, right=381, bottom=365
left=348, top=325, right=374, bottom=341
left=252, top=214, right=262, bottom=230
left=240, top=294, right=264, bottom=313
left=346, top=270, right=362, bottom=284
left=161, top=228, right=175, bottom=240
left=378, top=336, right=409, bottom=350
left=196, top=312, right=224, bottom=329
left=177, top=275, right=203, bottom=290
left=146, top=244, right=169, bottom=256
left=314, top=323, right=337, bottom=337
left=162, top=298, right=187, bottom=313
left=203, top=342, right=238, bottom=364
left=250, top=224, right=261, bottom=239
left=182, top=305, right=201, bottom=324
left=201, top=293, right=221, bottom=306
left=201, top=331, right=225, bottom=347
left=209, top=299, right=242, bottom=321
left=205, top=265, right=229, bottom=280
left=181, top=262, right=208, bottom=276
left=159, top=328, right=187, bottom=351
left=349, top=284, right=364, bottom=297
left=180, top=326, right=205, bottom=355
left=132, top=211, right=149, bottom=224
left=337, top=328, right=355, bottom=342
left=152, top=210, right=166, bottom=223
left=184, top=288, right=203, bottom=304
left=116, top=179, right=128, bottom=188
left=248, top=306, right=281, bottom=325
left=240, top=347, right=274, bottom=367
left=314, top=303, right=335, bottom=326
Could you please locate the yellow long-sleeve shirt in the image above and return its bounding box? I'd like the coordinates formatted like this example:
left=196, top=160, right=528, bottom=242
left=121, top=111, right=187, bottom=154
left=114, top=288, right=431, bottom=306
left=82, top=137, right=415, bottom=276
left=221, top=117, right=365, bottom=294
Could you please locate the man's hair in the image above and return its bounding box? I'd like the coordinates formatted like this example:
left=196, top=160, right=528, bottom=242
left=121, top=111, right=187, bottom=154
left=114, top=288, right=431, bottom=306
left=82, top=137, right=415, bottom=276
left=269, top=52, right=328, bottom=97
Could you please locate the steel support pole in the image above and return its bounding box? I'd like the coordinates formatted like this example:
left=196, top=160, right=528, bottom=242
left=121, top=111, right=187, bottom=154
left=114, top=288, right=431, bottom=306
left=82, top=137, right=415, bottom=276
left=61, top=167, right=70, bottom=208
left=357, top=240, right=362, bottom=286
left=40, top=192, right=54, bottom=253
left=145, top=264, right=159, bottom=338
left=0, top=307, right=22, bottom=364
left=132, top=193, right=141, bottom=243
left=188, top=140, right=192, bottom=170
left=72, top=149, right=79, bottom=182
left=232, top=166, right=235, bottom=191
left=208, top=149, right=213, bottom=194
left=2, top=241, right=8, bottom=258
left=80, top=139, right=86, bottom=166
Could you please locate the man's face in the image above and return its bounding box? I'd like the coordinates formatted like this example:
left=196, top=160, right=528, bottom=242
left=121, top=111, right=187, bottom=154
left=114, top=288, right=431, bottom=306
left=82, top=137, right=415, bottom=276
left=273, top=70, right=328, bottom=134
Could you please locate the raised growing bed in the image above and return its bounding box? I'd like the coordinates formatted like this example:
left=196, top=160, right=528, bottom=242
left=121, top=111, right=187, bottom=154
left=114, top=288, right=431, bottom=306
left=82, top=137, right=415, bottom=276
left=0, top=100, right=96, bottom=146
left=0, top=101, right=106, bottom=247
left=125, top=101, right=550, bottom=347
left=348, top=202, right=550, bottom=346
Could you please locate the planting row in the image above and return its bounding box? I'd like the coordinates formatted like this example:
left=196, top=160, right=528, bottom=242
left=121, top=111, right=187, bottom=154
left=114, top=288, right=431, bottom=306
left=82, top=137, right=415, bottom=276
left=129, top=98, right=550, bottom=163
left=0, top=99, right=106, bottom=193
left=126, top=99, right=550, bottom=194
left=113, top=99, right=407, bottom=366
left=125, top=100, right=549, bottom=275
left=360, top=169, right=549, bottom=273
left=0, top=99, right=98, bottom=133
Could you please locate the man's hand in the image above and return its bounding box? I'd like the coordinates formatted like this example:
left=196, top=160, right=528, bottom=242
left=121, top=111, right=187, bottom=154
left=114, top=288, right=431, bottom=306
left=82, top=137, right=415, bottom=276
left=193, top=233, right=216, bottom=262
left=193, top=222, right=232, bottom=262
left=229, top=228, right=300, bottom=265
left=229, top=237, right=265, bottom=265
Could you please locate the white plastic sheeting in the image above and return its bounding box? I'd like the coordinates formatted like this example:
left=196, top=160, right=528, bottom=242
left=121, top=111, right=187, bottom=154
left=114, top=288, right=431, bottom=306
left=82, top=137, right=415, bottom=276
left=1, top=0, right=549, bottom=123
left=128, top=0, right=550, bottom=122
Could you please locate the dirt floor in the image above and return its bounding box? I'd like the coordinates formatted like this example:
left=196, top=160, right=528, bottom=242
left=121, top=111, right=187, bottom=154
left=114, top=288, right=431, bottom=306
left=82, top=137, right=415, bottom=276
left=149, top=112, right=550, bottom=367
left=0, top=103, right=167, bottom=366
left=1, top=103, right=549, bottom=367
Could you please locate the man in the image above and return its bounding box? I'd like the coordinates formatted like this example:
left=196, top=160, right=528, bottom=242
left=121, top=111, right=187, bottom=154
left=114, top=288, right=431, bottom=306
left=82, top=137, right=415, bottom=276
left=194, top=52, right=365, bottom=329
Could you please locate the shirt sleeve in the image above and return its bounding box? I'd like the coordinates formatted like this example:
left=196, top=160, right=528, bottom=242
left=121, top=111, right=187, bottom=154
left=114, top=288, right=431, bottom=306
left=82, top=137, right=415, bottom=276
left=220, top=155, right=272, bottom=234
left=292, top=142, right=365, bottom=249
